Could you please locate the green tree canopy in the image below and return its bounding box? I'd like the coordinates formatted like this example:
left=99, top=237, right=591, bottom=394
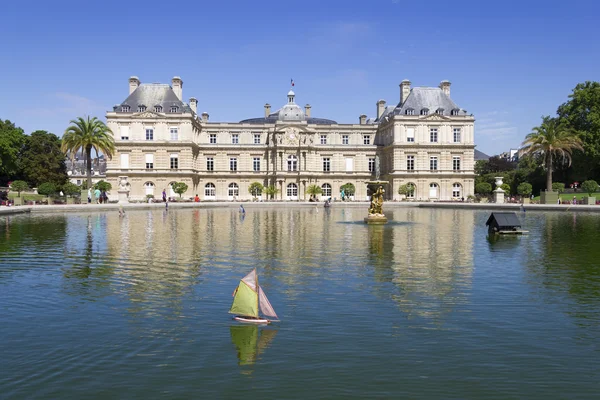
left=581, top=180, right=599, bottom=196
left=37, top=182, right=57, bottom=197
left=172, top=182, right=188, bottom=198
left=340, top=183, right=356, bottom=196
left=517, top=182, right=533, bottom=196
left=61, top=116, right=115, bottom=188
left=500, top=183, right=511, bottom=194
left=62, top=182, right=80, bottom=197
left=475, top=182, right=492, bottom=195
left=520, top=116, right=583, bottom=191
left=398, top=183, right=415, bottom=196
left=94, top=180, right=112, bottom=192
left=248, top=182, right=264, bottom=197
left=20, top=130, right=68, bottom=187
left=0, top=119, right=26, bottom=185
left=10, top=180, right=28, bottom=197
left=552, top=182, right=565, bottom=193
left=306, top=184, right=323, bottom=199
left=264, top=185, right=279, bottom=200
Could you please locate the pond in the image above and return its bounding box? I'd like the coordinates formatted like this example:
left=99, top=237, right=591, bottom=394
left=1, top=207, right=599, bottom=398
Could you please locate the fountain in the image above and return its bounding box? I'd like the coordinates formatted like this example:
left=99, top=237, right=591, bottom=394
left=364, top=155, right=389, bottom=224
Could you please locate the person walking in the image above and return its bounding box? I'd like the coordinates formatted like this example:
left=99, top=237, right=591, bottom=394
left=87, top=188, right=92, bottom=204
left=162, top=189, right=167, bottom=203
left=94, top=187, right=101, bottom=204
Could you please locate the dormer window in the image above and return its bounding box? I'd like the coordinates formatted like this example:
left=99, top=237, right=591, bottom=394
left=405, top=108, right=415, bottom=115
left=420, top=108, right=429, bottom=115
left=170, top=106, right=179, bottom=113
left=451, top=109, right=460, bottom=116
left=121, top=105, right=130, bottom=112
left=138, top=105, right=146, bottom=112
left=436, top=108, right=444, bottom=115
left=154, top=106, right=163, bottom=113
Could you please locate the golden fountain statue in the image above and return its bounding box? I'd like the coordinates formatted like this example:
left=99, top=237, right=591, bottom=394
left=364, top=156, right=389, bottom=224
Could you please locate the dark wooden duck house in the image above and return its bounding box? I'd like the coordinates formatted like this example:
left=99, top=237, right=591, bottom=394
left=486, top=212, right=526, bottom=234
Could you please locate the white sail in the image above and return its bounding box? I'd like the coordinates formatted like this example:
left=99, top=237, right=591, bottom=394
left=258, top=286, right=278, bottom=319
left=241, top=269, right=257, bottom=292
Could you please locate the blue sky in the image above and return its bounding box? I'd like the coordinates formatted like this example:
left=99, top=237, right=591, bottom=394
left=1, top=0, right=598, bottom=156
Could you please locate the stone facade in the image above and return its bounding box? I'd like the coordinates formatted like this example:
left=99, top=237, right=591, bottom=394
left=105, top=76, right=475, bottom=201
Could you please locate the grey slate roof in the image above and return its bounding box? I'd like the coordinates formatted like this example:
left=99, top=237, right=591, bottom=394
left=114, top=84, right=192, bottom=113
left=474, top=149, right=490, bottom=161
left=240, top=109, right=337, bottom=125
left=392, top=87, right=467, bottom=118
left=486, top=212, right=521, bottom=229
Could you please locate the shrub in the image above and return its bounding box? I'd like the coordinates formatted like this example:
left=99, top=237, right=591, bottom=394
left=581, top=180, right=599, bottom=196
left=264, top=185, right=279, bottom=200
left=248, top=182, right=264, bottom=197
left=306, top=184, right=323, bottom=199
left=10, top=180, right=29, bottom=197
left=62, top=182, right=80, bottom=197
left=37, top=183, right=57, bottom=197
left=500, top=183, right=511, bottom=193
left=517, top=182, right=533, bottom=196
left=475, top=182, right=492, bottom=195
left=552, top=182, right=565, bottom=194
left=340, top=183, right=356, bottom=196
left=146, top=194, right=154, bottom=199
left=94, top=180, right=112, bottom=192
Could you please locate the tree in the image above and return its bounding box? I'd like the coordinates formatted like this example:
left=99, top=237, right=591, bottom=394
left=475, top=182, right=492, bottom=196
left=520, top=116, right=583, bottom=192
left=500, top=183, right=511, bottom=194
left=517, top=182, right=533, bottom=197
left=172, top=182, right=188, bottom=198
left=20, top=130, right=68, bottom=187
left=248, top=182, right=264, bottom=198
left=306, top=184, right=323, bottom=200
left=62, top=182, right=80, bottom=197
left=340, top=183, right=356, bottom=196
left=61, top=116, right=115, bottom=189
left=0, top=119, right=26, bottom=186
left=94, top=180, right=112, bottom=192
left=264, top=185, right=279, bottom=200
left=10, top=180, right=28, bottom=197
left=557, top=81, right=600, bottom=180
left=552, top=182, right=565, bottom=194
left=581, top=180, right=599, bottom=196
left=37, top=182, right=57, bottom=197
left=398, top=183, right=415, bottom=197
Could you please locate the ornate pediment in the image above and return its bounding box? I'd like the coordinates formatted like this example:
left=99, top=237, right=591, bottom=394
left=132, top=111, right=161, bottom=119
left=420, top=114, right=450, bottom=121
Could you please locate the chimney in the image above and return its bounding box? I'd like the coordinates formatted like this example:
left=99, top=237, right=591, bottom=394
left=305, top=104, right=311, bottom=118
left=439, top=80, right=451, bottom=97
left=359, top=114, right=367, bottom=125
left=172, top=76, right=183, bottom=100
left=400, top=79, right=411, bottom=105
left=189, top=97, right=197, bottom=113
left=264, top=103, right=271, bottom=118
left=376, top=100, right=386, bottom=120
left=129, top=76, right=140, bottom=94
left=201, top=112, right=209, bottom=122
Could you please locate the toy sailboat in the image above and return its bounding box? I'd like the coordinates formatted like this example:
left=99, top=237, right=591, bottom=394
left=229, top=269, right=279, bottom=324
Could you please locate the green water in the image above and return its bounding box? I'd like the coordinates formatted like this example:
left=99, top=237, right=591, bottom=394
left=1, top=207, right=599, bottom=399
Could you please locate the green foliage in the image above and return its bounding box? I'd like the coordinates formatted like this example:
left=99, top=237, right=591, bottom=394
left=62, top=182, right=80, bottom=197
left=517, top=182, right=533, bottom=196
left=500, top=183, right=511, bottom=193
left=581, top=180, right=599, bottom=196
left=10, top=180, right=28, bottom=196
left=146, top=194, right=154, bottom=199
left=248, top=182, right=264, bottom=197
left=398, top=183, right=415, bottom=196
left=37, top=182, right=57, bottom=197
left=93, top=180, right=112, bottom=192
left=20, top=130, right=68, bottom=187
left=0, top=119, right=26, bottom=185
left=172, top=182, right=188, bottom=198
left=475, top=182, right=492, bottom=195
left=264, top=185, right=279, bottom=199
left=475, top=156, right=515, bottom=176
left=340, top=183, right=356, bottom=196
left=552, top=182, right=565, bottom=193
left=306, top=184, right=323, bottom=197
left=61, top=116, right=115, bottom=188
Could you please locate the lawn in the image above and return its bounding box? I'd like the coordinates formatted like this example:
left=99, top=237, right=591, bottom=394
left=7, top=192, right=47, bottom=201
left=532, top=192, right=600, bottom=202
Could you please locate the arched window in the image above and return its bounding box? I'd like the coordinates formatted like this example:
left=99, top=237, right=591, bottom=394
left=138, top=105, right=146, bottom=112
left=405, top=108, right=414, bottom=115
left=420, top=108, right=429, bottom=115
left=144, top=182, right=155, bottom=196
left=204, top=183, right=216, bottom=198
left=429, top=183, right=439, bottom=198
left=321, top=183, right=332, bottom=197
left=154, top=105, right=163, bottom=113
left=287, top=155, right=298, bottom=171
left=452, top=183, right=462, bottom=198
left=228, top=183, right=239, bottom=198
left=287, top=183, right=298, bottom=199
left=406, top=182, right=416, bottom=198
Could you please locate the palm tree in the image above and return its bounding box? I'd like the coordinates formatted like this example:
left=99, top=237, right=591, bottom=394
left=61, top=116, right=115, bottom=188
left=306, top=184, right=323, bottom=201
left=520, top=116, right=583, bottom=191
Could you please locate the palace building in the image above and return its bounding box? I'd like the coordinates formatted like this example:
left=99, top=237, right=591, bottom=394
left=105, top=76, right=475, bottom=201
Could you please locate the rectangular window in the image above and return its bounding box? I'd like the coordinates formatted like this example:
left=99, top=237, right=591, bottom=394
left=453, top=128, right=461, bottom=143
left=209, top=134, right=216, bottom=144
left=254, top=134, right=261, bottom=144
left=170, top=154, right=179, bottom=169
left=322, top=157, right=331, bottom=172
left=407, top=155, right=415, bottom=171
left=429, top=128, right=438, bottom=143
left=430, top=156, right=438, bottom=171
left=345, top=158, right=353, bottom=172
left=120, top=126, right=129, bottom=140
left=170, top=128, right=178, bottom=141
left=320, top=135, right=327, bottom=145
left=206, top=157, right=214, bottom=171
left=253, top=157, right=260, bottom=171
left=363, top=135, right=371, bottom=145
left=453, top=156, right=461, bottom=171
left=145, top=128, right=154, bottom=141
left=231, top=134, right=239, bottom=144
left=368, top=157, right=375, bottom=172
left=342, top=135, right=349, bottom=145
left=145, top=154, right=153, bottom=169
left=230, top=157, right=237, bottom=171
left=120, top=153, right=129, bottom=169
left=406, top=127, right=415, bottom=142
